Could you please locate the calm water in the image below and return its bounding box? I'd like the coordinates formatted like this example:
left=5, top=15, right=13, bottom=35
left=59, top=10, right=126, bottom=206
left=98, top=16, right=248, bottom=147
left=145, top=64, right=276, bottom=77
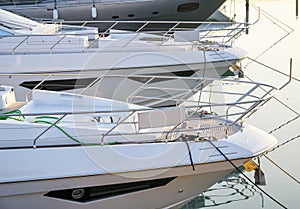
left=183, top=0, right=300, bottom=208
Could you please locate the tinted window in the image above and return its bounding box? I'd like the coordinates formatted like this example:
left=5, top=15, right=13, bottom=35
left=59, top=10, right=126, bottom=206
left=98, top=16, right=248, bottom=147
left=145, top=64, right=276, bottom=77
left=177, top=3, right=199, bottom=13
left=45, top=177, right=176, bottom=202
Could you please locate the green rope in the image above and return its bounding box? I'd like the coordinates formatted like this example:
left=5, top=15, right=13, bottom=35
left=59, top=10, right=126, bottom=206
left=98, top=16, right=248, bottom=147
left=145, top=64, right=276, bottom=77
left=34, top=116, right=60, bottom=120
left=33, top=119, right=118, bottom=146
left=0, top=109, right=25, bottom=121
left=1, top=111, right=118, bottom=146
left=33, top=119, right=87, bottom=145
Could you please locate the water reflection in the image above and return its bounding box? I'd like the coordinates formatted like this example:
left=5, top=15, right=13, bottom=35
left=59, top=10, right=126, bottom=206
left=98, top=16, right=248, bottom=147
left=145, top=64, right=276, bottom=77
left=183, top=0, right=300, bottom=208
left=181, top=172, right=264, bottom=209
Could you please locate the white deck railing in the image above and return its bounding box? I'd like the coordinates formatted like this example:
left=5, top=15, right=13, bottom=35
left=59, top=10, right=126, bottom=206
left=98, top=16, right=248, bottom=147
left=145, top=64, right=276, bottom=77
left=0, top=75, right=278, bottom=148
left=0, top=21, right=250, bottom=55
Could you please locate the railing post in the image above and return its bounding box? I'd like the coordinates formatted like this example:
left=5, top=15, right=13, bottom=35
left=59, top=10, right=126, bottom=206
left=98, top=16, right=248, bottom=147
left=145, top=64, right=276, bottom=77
left=12, top=36, right=29, bottom=55
left=101, top=111, right=136, bottom=145
left=25, top=74, right=52, bottom=102
left=50, top=34, right=67, bottom=54
left=33, top=114, right=67, bottom=148
left=136, top=22, right=149, bottom=33
left=297, top=0, right=299, bottom=17
left=226, top=84, right=258, bottom=119
left=245, top=0, right=250, bottom=34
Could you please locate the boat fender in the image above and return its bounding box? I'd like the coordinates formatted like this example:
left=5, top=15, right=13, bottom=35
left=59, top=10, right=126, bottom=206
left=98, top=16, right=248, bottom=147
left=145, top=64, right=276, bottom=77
left=243, top=159, right=258, bottom=172
left=92, top=7, right=97, bottom=19
left=53, top=9, right=59, bottom=20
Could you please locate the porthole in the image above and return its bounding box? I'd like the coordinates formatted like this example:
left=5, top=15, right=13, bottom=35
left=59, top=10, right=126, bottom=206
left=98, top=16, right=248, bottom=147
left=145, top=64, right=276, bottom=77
left=71, top=189, right=85, bottom=199
left=152, top=11, right=159, bottom=15
left=112, top=15, right=119, bottom=19
left=128, top=14, right=135, bottom=17
left=177, top=3, right=199, bottom=13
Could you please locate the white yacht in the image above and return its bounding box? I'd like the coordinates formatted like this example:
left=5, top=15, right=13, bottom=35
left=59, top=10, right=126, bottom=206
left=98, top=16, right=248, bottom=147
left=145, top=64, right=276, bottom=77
left=0, top=9, right=247, bottom=107
left=0, top=0, right=226, bottom=23
left=0, top=76, right=277, bottom=209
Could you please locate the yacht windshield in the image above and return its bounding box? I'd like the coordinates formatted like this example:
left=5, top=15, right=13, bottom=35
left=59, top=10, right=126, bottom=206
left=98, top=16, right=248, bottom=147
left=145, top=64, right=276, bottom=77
left=0, top=9, right=40, bottom=30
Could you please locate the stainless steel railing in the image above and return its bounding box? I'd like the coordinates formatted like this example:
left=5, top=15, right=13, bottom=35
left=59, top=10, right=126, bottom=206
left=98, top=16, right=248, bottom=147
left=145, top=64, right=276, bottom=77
left=0, top=21, right=250, bottom=55
left=0, top=74, right=277, bottom=148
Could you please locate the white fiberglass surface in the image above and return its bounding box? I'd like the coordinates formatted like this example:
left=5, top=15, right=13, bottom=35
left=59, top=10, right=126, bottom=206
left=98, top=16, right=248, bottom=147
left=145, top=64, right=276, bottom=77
left=0, top=9, right=40, bottom=31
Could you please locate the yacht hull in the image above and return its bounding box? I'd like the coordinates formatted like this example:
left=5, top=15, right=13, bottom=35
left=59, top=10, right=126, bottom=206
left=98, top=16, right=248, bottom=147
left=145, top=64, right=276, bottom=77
left=0, top=50, right=241, bottom=106
left=2, top=0, right=226, bottom=24
left=0, top=85, right=278, bottom=209
left=0, top=123, right=277, bottom=208
left=0, top=159, right=245, bottom=209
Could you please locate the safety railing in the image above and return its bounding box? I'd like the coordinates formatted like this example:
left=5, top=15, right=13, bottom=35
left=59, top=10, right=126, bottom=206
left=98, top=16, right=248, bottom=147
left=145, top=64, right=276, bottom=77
left=0, top=20, right=250, bottom=55
left=0, top=74, right=277, bottom=148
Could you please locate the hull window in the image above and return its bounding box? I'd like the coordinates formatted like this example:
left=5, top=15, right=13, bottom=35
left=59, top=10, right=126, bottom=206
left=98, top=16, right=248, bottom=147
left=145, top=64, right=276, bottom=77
left=44, top=177, right=176, bottom=202
left=128, top=70, right=196, bottom=84
left=177, top=3, right=200, bottom=13
left=19, top=77, right=98, bottom=91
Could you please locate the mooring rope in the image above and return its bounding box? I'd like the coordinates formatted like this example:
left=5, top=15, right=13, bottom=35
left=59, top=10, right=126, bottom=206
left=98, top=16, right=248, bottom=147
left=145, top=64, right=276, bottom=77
left=265, top=134, right=300, bottom=154
left=269, top=115, right=300, bottom=134
left=262, top=154, right=300, bottom=184
left=244, top=4, right=294, bottom=68
left=204, top=139, right=287, bottom=209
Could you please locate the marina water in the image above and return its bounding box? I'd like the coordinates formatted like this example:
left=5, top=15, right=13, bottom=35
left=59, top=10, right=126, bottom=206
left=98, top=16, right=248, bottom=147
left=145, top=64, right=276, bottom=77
left=182, top=0, right=300, bottom=208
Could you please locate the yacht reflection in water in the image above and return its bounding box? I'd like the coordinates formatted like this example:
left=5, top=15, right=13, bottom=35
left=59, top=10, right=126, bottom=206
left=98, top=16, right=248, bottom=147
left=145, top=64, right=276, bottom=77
left=181, top=172, right=264, bottom=208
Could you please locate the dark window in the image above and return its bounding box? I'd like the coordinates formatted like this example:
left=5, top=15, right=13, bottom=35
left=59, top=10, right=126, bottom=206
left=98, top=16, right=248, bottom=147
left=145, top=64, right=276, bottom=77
left=128, top=14, right=135, bottom=17
left=19, top=77, right=98, bottom=91
left=128, top=70, right=195, bottom=84
left=44, top=177, right=176, bottom=202
left=152, top=11, right=159, bottom=15
left=112, top=15, right=119, bottom=19
left=177, top=3, right=199, bottom=13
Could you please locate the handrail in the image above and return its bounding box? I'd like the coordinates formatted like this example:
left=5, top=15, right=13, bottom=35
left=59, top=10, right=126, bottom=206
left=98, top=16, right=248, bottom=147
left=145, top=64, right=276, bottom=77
left=1, top=20, right=252, bottom=55
left=100, top=111, right=136, bottom=145
left=0, top=74, right=278, bottom=148
left=25, top=74, right=52, bottom=102
left=225, top=84, right=259, bottom=119
left=163, top=22, right=180, bottom=37
left=224, top=86, right=275, bottom=135
left=12, top=36, right=29, bottom=54
left=135, top=22, right=149, bottom=33
left=50, top=34, right=67, bottom=54
left=0, top=99, right=268, bottom=118
left=33, top=114, right=67, bottom=148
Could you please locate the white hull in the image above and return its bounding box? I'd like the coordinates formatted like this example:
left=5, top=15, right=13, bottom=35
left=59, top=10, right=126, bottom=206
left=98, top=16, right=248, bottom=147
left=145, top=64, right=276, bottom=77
left=0, top=49, right=242, bottom=106
left=0, top=85, right=278, bottom=209
left=0, top=8, right=247, bottom=106
left=0, top=158, right=246, bottom=209
left=0, top=123, right=277, bottom=209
